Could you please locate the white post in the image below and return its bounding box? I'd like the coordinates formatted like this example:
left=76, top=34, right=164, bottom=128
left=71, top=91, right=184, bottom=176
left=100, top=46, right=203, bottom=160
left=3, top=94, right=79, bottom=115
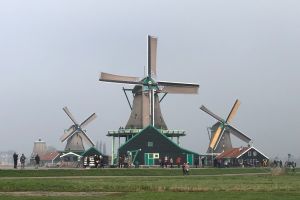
left=111, top=137, right=115, bottom=165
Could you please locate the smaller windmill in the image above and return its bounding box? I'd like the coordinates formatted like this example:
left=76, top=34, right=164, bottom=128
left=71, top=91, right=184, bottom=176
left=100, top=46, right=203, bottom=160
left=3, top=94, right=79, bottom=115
left=60, top=107, right=97, bottom=152
left=200, top=99, right=251, bottom=153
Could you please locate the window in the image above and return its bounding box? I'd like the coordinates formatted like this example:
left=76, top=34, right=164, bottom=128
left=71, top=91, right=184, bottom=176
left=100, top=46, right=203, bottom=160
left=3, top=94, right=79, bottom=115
left=147, top=141, right=153, bottom=147
left=248, top=151, right=252, bottom=156
left=253, top=151, right=257, bottom=157
left=153, top=153, right=159, bottom=159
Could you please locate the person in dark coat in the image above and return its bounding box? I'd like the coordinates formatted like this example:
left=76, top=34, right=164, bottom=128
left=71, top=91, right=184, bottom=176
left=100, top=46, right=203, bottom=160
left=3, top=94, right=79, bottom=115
left=35, top=154, right=40, bottom=169
left=20, top=154, right=26, bottom=169
left=13, top=153, right=18, bottom=169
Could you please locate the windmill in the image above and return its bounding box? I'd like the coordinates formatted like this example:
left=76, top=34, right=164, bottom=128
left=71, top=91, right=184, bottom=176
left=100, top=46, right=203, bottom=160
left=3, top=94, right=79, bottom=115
left=99, top=35, right=199, bottom=129
left=60, top=107, right=97, bottom=152
left=200, top=99, right=251, bottom=153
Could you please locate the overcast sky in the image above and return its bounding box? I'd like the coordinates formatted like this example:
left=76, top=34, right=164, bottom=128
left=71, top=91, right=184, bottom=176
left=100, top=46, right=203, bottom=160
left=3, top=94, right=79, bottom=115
left=0, top=0, right=299, bottom=159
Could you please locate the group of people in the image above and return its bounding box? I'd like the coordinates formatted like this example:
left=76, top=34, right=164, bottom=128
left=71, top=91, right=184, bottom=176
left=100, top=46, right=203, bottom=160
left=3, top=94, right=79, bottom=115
left=12, top=152, right=40, bottom=169
left=84, top=154, right=104, bottom=168
left=13, top=152, right=26, bottom=169
left=159, top=156, right=182, bottom=168
left=118, top=154, right=132, bottom=168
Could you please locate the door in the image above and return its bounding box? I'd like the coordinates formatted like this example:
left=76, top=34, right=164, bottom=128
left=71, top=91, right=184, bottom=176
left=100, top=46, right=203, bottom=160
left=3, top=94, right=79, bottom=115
left=144, top=153, right=159, bottom=165
left=187, top=154, right=194, bottom=165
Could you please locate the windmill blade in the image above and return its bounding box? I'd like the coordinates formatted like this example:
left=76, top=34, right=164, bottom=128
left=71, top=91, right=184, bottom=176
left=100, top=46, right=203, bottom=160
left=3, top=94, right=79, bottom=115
left=148, top=35, right=157, bottom=77
left=200, top=105, right=224, bottom=123
left=99, top=72, right=141, bottom=85
left=227, top=124, right=251, bottom=143
left=214, top=127, right=227, bottom=151
left=80, top=113, right=97, bottom=129
left=225, top=99, right=241, bottom=123
left=60, top=127, right=77, bottom=143
left=207, top=127, right=212, bottom=140
left=159, top=85, right=199, bottom=94
left=157, top=81, right=199, bottom=94
left=79, top=130, right=95, bottom=146
left=209, top=126, right=224, bottom=149
left=63, top=107, right=78, bottom=125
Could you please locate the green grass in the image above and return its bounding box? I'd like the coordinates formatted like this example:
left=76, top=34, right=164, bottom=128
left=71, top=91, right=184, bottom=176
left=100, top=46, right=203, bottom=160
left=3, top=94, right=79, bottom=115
left=0, top=167, right=272, bottom=177
left=0, top=168, right=299, bottom=200
left=1, top=174, right=300, bottom=192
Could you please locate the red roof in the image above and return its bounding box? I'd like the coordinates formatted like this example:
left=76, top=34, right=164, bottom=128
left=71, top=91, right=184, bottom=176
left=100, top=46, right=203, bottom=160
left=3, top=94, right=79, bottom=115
left=216, top=147, right=249, bottom=159
left=40, top=151, right=60, bottom=161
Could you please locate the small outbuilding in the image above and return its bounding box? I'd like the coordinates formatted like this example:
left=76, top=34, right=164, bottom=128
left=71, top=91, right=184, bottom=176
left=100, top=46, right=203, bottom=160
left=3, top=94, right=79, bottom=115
left=40, top=151, right=61, bottom=167
left=216, top=146, right=269, bottom=167
left=59, top=152, right=82, bottom=167
left=118, top=125, right=199, bottom=166
left=81, top=146, right=108, bottom=167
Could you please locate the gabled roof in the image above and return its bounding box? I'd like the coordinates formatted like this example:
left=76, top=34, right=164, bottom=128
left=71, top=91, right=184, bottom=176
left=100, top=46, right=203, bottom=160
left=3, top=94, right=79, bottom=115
left=81, top=146, right=103, bottom=157
left=216, top=146, right=269, bottom=160
left=119, top=125, right=199, bottom=155
left=40, top=151, right=60, bottom=161
left=216, top=147, right=249, bottom=159
left=60, top=152, right=82, bottom=158
left=237, top=146, right=269, bottom=159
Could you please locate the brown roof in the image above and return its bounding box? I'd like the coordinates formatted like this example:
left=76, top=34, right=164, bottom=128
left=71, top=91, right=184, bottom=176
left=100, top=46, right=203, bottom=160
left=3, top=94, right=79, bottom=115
left=216, top=147, right=249, bottom=159
left=40, top=151, right=60, bottom=161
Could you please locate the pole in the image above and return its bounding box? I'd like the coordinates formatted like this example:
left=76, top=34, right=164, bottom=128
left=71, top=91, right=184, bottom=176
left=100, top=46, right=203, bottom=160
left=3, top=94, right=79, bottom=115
left=151, top=89, right=155, bottom=126
left=111, top=137, right=115, bottom=165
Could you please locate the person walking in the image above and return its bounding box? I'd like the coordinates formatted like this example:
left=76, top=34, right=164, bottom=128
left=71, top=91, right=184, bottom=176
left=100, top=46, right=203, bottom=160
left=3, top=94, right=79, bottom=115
left=20, top=154, right=26, bottom=169
left=182, top=163, right=186, bottom=175
left=35, top=154, right=40, bottom=169
left=13, top=153, right=18, bottom=169
left=185, top=162, right=190, bottom=175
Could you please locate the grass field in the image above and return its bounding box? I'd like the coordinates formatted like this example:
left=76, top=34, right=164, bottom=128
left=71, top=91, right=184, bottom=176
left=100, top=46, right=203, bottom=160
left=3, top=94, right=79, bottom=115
left=0, top=168, right=299, bottom=200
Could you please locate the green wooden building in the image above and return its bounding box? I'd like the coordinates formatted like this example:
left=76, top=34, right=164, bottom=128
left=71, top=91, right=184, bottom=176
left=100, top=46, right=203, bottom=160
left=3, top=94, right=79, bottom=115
left=117, top=125, right=199, bottom=166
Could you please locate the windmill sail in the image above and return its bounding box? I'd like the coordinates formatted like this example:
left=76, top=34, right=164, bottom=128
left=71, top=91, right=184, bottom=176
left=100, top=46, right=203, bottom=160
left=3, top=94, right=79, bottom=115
left=99, top=35, right=199, bottom=128
left=148, top=35, right=157, bottom=77
left=200, top=100, right=251, bottom=153
left=226, top=99, right=240, bottom=123
left=227, top=124, right=251, bottom=143
left=209, top=126, right=223, bottom=149
left=61, top=107, right=96, bottom=152
left=63, top=107, right=78, bottom=125
left=99, top=72, right=140, bottom=85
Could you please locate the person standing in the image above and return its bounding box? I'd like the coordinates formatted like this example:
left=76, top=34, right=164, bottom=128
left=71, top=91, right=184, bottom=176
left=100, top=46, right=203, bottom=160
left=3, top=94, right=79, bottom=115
left=164, top=156, right=168, bottom=168
left=170, top=157, right=174, bottom=168
left=13, top=153, right=18, bottom=169
left=176, top=157, right=181, bottom=168
left=20, top=154, right=26, bottom=169
left=35, top=154, right=40, bottom=169
left=94, top=155, right=99, bottom=168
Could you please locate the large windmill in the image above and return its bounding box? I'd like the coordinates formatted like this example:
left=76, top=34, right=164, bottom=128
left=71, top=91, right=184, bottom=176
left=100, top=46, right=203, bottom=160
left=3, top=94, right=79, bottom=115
left=99, top=35, right=199, bottom=129
left=200, top=99, right=251, bottom=153
left=61, top=107, right=97, bottom=152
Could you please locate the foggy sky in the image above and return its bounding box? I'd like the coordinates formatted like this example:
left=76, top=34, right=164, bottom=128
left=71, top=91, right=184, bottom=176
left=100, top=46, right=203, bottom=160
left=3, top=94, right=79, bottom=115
left=0, top=0, right=299, bottom=159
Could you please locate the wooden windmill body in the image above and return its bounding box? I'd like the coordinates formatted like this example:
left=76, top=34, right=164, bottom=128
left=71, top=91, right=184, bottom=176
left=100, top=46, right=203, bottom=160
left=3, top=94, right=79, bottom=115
left=60, top=107, right=97, bottom=152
